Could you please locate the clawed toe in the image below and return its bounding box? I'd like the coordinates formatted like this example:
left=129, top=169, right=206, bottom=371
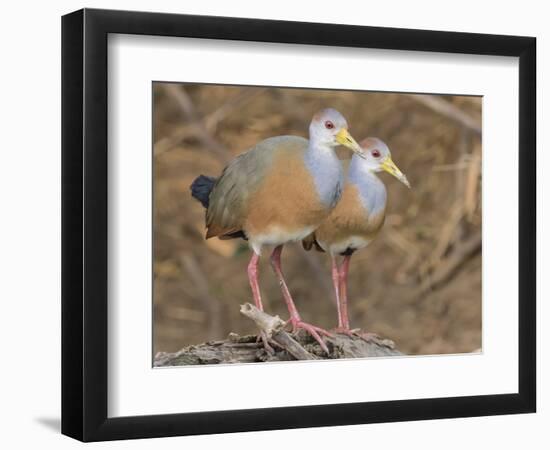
left=288, top=320, right=332, bottom=354
left=354, top=331, right=381, bottom=342
left=331, top=327, right=356, bottom=337
left=331, top=327, right=380, bottom=342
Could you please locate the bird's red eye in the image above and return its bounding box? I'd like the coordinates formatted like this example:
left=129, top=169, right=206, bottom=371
left=371, top=150, right=381, bottom=158
left=325, top=121, right=334, bottom=129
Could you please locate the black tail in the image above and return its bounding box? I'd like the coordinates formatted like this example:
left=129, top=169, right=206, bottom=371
left=190, top=175, right=217, bottom=209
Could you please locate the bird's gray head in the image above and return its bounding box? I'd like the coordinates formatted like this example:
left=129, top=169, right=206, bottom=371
left=357, top=137, right=410, bottom=188
left=309, top=108, right=364, bottom=157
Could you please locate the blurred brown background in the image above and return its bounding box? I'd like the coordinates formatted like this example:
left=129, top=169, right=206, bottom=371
left=153, top=83, right=482, bottom=356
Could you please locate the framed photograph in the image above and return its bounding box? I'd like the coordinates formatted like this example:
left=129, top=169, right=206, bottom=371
left=62, top=8, right=536, bottom=442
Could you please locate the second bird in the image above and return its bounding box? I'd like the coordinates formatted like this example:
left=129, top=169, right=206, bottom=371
left=303, top=137, right=410, bottom=335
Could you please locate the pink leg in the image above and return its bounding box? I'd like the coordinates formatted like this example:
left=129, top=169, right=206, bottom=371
left=335, top=255, right=378, bottom=341
left=270, top=245, right=332, bottom=353
left=248, top=252, right=276, bottom=354
left=247, top=252, right=263, bottom=311
left=334, top=254, right=352, bottom=333
left=331, top=256, right=345, bottom=329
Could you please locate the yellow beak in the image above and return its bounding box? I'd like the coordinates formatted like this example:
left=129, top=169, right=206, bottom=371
left=381, top=157, right=410, bottom=188
left=335, top=128, right=365, bottom=158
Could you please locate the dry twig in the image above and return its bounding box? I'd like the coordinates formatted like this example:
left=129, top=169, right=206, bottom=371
left=161, top=84, right=231, bottom=163
left=464, top=143, right=482, bottom=222
left=407, top=94, right=481, bottom=136
left=410, top=230, right=482, bottom=300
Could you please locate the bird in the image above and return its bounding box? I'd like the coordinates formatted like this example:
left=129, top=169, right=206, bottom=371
left=303, top=137, right=410, bottom=336
left=190, top=108, right=364, bottom=353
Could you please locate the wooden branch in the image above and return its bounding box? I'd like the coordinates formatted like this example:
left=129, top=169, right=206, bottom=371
left=155, top=87, right=265, bottom=157
left=407, top=94, right=481, bottom=136
left=240, top=303, right=319, bottom=360
left=162, top=84, right=231, bottom=164
left=203, top=87, right=267, bottom=134
left=409, top=230, right=482, bottom=302
left=154, top=303, right=402, bottom=366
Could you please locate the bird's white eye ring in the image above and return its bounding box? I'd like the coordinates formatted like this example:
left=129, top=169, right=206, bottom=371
left=371, top=150, right=381, bottom=158
left=325, top=121, right=334, bottom=129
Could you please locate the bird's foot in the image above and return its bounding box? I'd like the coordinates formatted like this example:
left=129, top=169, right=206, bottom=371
left=287, top=319, right=332, bottom=354
left=330, top=326, right=356, bottom=337
left=332, top=327, right=381, bottom=343
left=357, top=329, right=382, bottom=342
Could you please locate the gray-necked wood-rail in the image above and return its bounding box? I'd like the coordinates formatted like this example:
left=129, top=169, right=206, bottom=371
left=191, top=108, right=364, bottom=352
left=303, top=137, right=410, bottom=335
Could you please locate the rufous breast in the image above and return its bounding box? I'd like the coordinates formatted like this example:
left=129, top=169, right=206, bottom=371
left=244, top=148, right=333, bottom=240
left=314, top=181, right=386, bottom=254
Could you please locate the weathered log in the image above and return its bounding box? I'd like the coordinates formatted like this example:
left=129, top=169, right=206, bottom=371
left=154, top=303, right=402, bottom=367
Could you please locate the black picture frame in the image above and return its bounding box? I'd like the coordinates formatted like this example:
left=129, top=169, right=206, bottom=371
left=61, top=8, right=536, bottom=442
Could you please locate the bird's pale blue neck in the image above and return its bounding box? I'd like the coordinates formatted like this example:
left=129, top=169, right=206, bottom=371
left=348, top=156, right=387, bottom=216
left=303, top=143, right=343, bottom=208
